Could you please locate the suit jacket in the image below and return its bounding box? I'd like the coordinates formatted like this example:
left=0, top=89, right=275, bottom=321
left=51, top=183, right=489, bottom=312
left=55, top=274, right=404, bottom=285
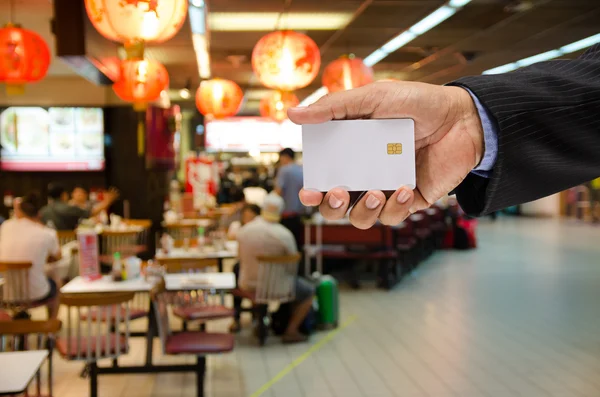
left=449, top=44, right=600, bottom=216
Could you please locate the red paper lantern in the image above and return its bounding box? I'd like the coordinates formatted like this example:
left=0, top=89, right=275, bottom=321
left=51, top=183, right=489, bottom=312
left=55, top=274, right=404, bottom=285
left=85, top=0, right=188, bottom=45
left=196, top=79, right=244, bottom=119
left=252, top=30, right=320, bottom=91
left=0, top=24, right=51, bottom=95
left=113, top=59, right=169, bottom=109
left=322, top=57, right=374, bottom=93
left=259, top=91, right=299, bottom=122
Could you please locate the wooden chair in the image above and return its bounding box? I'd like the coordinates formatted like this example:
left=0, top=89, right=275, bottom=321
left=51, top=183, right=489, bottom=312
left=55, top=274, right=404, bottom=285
left=0, top=319, right=62, bottom=397
left=156, top=258, right=233, bottom=331
left=164, top=223, right=200, bottom=240
left=122, top=219, right=152, bottom=254
left=234, top=254, right=301, bottom=346
left=304, top=223, right=400, bottom=289
left=151, top=280, right=234, bottom=397
left=57, top=230, right=77, bottom=247
left=0, top=261, right=55, bottom=317
left=57, top=292, right=134, bottom=397
left=79, top=292, right=149, bottom=325
left=99, top=230, right=140, bottom=264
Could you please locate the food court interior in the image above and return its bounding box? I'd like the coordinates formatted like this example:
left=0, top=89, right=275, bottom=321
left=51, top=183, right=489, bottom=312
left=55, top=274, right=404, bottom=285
left=1, top=0, right=600, bottom=397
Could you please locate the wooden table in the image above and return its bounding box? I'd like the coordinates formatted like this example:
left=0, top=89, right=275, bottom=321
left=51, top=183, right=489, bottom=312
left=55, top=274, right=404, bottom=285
left=59, top=273, right=236, bottom=378
left=0, top=350, right=48, bottom=396
left=155, top=241, right=238, bottom=272
left=61, top=273, right=236, bottom=294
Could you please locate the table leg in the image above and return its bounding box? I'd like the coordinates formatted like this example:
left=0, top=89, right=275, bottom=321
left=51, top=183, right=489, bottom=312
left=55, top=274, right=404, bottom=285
left=145, top=300, right=156, bottom=366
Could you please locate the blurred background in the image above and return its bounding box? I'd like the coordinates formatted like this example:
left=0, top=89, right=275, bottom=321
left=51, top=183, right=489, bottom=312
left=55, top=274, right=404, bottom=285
left=0, top=1, right=599, bottom=397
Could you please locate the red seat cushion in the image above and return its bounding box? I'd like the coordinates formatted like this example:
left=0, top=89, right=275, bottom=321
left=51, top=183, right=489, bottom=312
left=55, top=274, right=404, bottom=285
left=172, top=305, right=235, bottom=321
left=80, top=307, right=147, bottom=322
left=165, top=332, right=234, bottom=355
left=0, top=310, right=11, bottom=321
left=56, top=334, right=128, bottom=359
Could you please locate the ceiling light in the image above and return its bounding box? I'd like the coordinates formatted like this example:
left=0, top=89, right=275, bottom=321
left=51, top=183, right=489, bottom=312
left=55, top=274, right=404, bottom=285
left=516, top=49, right=562, bottom=67
left=380, top=31, right=417, bottom=55
left=560, top=33, right=600, bottom=54
left=449, top=0, right=471, bottom=6
left=192, top=34, right=211, bottom=79
left=299, top=87, right=328, bottom=107
left=301, top=0, right=472, bottom=105
left=189, top=5, right=207, bottom=34
left=483, top=33, right=600, bottom=74
left=208, top=12, right=352, bottom=31
left=410, top=6, right=456, bottom=35
left=363, top=49, right=389, bottom=67
left=482, top=63, right=518, bottom=75
left=179, top=88, right=191, bottom=99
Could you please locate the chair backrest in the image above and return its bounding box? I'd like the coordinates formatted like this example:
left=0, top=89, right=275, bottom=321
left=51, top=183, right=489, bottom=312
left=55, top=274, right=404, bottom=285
left=254, top=254, right=301, bottom=304
left=0, top=319, right=62, bottom=397
left=60, top=292, right=134, bottom=362
left=150, top=279, right=171, bottom=354
left=123, top=219, right=152, bottom=252
left=307, top=224, right=394, bottom=248
left=57, top=230, right=77, bottom=247
left=0, top=261, right=33, bottom=311
left=156, top=257, right=218, bottom=274
left=164, top=224, right=199, bottom=240
left=100, top=230, right=140, bottom=258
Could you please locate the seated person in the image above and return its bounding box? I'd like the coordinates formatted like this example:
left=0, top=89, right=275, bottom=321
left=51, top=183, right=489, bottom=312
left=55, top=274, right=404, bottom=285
left=70, top=185, right=93, bottom=210
left=236, top=193, right=315, bottom=344
left=0, top=193, right=62, bottom=318
left=227, top=203, right=261, bottom=332
left=40, top=183, right=119, bottom=230
left=227, top=203, right=261, bottom=240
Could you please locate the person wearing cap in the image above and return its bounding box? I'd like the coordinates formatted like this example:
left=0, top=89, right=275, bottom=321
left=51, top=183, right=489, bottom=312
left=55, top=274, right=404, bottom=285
left=236, top=193, right=315, bottom=343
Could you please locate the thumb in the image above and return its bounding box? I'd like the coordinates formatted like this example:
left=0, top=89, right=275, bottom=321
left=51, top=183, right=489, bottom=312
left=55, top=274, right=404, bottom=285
left=409, top=188, right=431, bottom=214
left=288, top=83, right=385, bottom=125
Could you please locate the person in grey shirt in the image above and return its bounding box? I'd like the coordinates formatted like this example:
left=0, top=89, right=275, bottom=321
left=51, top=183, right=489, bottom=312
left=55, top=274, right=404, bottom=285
left=276, top=148, right=305, bottom=248
left=40, top=183, right=119, bottom=230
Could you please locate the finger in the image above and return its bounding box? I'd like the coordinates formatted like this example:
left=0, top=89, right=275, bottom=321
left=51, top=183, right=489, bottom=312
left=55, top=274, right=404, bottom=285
left=409, top=188, right=430, bottom=214
left=319, top=188, right=350, bottom=220
left=379, top=187, right=415, bottom=225
left=299, top=189, right=323, bottom=207
left=349, top=190, right=386, bottom=229
left=287, top=83, right=385, bottom=125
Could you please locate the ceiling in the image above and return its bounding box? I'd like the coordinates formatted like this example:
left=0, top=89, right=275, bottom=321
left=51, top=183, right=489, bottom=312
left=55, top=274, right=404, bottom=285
left=1, top=0, right=599, bottom=113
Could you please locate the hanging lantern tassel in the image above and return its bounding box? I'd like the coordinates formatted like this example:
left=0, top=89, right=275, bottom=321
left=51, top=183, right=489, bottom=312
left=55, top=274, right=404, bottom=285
left=137, top=111, right=145, bottom=157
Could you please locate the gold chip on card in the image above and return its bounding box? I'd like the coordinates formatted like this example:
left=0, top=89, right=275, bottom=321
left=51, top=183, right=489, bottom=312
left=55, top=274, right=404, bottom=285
left=387, top=143, right=402, bottom=155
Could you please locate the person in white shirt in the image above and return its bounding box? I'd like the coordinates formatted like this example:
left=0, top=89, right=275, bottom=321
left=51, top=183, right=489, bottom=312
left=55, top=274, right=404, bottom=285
left=236, top=193, right=315, bottom=343
left=0, top=193, right=62, bottom=318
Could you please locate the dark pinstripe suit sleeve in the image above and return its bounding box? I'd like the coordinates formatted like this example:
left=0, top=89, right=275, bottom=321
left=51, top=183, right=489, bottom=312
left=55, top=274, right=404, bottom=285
left=447, top=44, right=600, bottom=216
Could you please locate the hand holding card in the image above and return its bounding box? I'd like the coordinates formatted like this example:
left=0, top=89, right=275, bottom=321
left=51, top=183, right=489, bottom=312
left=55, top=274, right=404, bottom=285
left=289, top=80, right=484, bottom=229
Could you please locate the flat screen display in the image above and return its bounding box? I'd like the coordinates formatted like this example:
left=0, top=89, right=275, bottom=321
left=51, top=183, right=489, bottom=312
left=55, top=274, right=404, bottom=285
left=0, top=106, right=105, bottom=171
left=205, top=117, right=302, bottom=152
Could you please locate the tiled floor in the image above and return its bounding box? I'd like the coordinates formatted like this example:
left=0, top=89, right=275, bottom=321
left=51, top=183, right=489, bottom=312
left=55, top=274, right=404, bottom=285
left=37, top=218, right=600, bottom=396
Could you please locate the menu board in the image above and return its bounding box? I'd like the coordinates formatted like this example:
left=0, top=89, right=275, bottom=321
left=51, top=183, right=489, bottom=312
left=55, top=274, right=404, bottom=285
left=205, top=117, right=302, bottom=152
left=0, top=106, right=105, bottom=171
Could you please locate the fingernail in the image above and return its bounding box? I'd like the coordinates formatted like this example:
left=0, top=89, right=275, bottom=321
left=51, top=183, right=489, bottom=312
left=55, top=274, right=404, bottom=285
left=397, top=190, right=411, bottom=204
left=365, top=194, right=381, bottom=210
left=291, top=106, right=308, bottom=109
left=329, top=194, right=343, bottom=209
